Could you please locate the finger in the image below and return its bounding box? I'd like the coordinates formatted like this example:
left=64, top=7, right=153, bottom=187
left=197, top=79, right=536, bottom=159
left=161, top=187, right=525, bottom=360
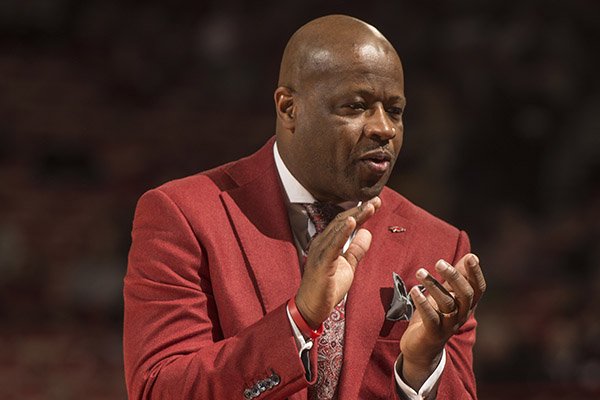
left=435, top=260, right=473, bottom=322
left=409, top=286, right=440, bottom=332
left=464, top=254, right=486, bottom=305
left=342, top=228, right=372, bottom=271
left=333, top=196, right=380, bottom=227
left=312, top=216, right=357, bottom=265
left=415, top=268, right=456, bottom=314
left=451, top=253, right=486, bottom=307
left=314, top=197, right=377, bottom=250
left=308, top=197, right=379, bottom=266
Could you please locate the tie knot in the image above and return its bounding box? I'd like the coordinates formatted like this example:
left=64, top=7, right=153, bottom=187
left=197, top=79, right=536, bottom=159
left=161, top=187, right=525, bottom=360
left=304, top=203, right=344, bottom=235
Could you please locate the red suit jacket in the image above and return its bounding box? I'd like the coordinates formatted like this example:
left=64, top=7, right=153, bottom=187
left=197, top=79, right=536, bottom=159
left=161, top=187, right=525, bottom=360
left=124, top=137, right=477, bottom=399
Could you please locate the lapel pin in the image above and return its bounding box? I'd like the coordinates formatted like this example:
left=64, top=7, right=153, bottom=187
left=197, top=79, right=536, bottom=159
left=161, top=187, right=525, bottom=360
left=388, top=226, right=406, bottom=233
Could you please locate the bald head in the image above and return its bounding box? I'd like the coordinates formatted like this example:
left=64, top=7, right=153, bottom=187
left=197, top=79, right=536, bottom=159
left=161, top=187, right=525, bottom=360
left=278, top=15, right=401, bottom=90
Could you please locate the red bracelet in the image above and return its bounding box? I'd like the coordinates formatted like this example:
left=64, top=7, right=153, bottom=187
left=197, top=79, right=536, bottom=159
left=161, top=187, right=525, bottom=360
left=288, top=297, right=324, bottom=340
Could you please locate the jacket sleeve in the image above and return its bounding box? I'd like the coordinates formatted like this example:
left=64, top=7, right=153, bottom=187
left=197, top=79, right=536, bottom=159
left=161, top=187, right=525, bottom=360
left=392, top=230, right=478, bottom=400
left=123, top=189, right=315, bottom=399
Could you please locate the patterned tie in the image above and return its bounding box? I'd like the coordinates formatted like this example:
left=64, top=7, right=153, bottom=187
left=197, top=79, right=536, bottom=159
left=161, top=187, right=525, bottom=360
left=303, top=203, right=346, bottom=400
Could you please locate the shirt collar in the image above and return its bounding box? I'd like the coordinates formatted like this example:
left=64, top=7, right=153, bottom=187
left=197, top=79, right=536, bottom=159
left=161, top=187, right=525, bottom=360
left=273, top=142, right=317, bottom=204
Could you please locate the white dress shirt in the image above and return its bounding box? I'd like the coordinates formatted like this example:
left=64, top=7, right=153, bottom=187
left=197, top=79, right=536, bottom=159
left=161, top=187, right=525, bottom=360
left=274, top=142, right=445, bottom=400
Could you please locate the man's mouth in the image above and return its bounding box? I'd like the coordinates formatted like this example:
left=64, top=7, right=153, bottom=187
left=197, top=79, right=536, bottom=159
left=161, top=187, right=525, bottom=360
left=359, top=150, right=393, bottom=174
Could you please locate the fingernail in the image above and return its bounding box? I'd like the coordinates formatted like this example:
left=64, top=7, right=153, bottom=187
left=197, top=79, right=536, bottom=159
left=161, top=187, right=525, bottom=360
left=468, top=254, right=479, bottom=267
left=411, top=286, right=425, bottom=299
left=435, top=259, right=449, bottom=272
left=369, top=196, right=380, bottom=206
left=416, top=268, right=428, bottom=279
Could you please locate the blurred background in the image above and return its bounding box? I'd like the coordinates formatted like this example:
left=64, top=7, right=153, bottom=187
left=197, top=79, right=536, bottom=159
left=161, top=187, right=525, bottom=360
left=0, top=0, right=598, bottom=399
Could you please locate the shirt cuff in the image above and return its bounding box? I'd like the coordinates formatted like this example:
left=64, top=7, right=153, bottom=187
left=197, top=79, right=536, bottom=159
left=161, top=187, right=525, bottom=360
left=394, top=349, right=446, bottom=400
left=286, top=304, right=314, bottom=356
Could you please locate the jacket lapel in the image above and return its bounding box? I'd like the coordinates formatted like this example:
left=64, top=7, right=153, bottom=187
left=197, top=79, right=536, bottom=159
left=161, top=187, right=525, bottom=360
left=338, top=198, right=413, bottom=399
left=220, top=141, right=301, bottom=315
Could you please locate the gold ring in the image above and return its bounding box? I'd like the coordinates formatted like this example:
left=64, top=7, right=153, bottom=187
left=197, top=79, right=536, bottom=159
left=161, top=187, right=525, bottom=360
left=432, top=302, right=458, bottom=318
left=439, top=308, right=459, bottom=318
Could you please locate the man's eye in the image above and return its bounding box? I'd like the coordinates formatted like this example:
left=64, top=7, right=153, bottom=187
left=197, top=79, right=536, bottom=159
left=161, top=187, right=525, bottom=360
left=386, top=107, right=404, bottom=116
left=348, top=103, right=367, bottom=110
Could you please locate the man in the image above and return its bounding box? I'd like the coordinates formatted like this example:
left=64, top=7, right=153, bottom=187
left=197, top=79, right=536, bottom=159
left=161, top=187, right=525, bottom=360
left=124, top=15, right=486, bottom=400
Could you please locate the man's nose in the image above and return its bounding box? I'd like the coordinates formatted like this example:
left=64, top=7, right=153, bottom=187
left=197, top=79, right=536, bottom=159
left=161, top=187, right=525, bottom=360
left=363, top=104, right=396, bottom=141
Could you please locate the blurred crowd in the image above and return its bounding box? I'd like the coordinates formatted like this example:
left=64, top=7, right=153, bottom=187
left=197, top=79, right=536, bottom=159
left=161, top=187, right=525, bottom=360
left=0, top=1, right=598, bottom=399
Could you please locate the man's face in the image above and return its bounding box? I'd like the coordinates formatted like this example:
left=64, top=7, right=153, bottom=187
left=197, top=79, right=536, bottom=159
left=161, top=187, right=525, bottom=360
left=289, top=47, right=405, bottom=203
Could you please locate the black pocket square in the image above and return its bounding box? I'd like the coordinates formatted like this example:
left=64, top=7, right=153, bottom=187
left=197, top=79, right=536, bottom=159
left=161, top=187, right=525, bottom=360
left=385, top=272, right=423, bottom=321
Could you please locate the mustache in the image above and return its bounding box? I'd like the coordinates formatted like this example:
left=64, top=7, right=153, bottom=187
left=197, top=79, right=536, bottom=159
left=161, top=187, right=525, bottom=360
left=355, top=144, right=395, bottom=161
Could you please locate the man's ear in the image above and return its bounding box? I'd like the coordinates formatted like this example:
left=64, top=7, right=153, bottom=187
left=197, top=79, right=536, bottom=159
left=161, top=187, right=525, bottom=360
left=274, top=86, right=296, bottom=132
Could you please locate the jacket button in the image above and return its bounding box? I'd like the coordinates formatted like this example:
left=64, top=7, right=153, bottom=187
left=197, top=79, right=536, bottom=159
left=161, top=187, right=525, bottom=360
left=257, top=380, right=268, bottom=392
left=270, top=373, right=281, bottom=386
left=264, top=378, right=274, bottom=389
